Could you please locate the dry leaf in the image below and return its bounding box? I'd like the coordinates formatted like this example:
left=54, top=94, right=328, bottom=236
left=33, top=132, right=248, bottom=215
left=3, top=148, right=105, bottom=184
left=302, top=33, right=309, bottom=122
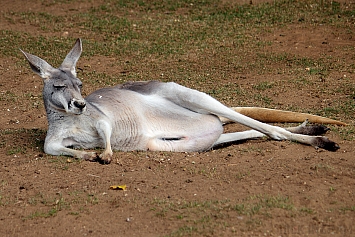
left=109, top=185, right=127, bottom=190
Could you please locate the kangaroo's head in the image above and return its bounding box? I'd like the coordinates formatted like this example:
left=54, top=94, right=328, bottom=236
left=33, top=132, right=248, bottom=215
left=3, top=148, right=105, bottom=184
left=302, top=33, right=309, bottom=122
left=21, top=38, right=86, bottom=115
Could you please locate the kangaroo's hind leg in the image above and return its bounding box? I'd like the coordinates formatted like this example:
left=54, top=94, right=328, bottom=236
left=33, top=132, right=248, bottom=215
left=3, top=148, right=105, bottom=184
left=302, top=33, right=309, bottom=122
left=213, top=121, right=336, bottom=149
left=146, top=112, right=224, bottom=152
left=213, top=130, right=265, bottom=147
left=155, top=82, right=339, bottom=151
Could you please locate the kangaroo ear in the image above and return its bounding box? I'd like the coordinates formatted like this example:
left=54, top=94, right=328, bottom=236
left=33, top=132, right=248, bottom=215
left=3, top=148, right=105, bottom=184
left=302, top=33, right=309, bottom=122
left=20, top=49, right=55, bottom=80
left=60, top=38, right=82, bottom=76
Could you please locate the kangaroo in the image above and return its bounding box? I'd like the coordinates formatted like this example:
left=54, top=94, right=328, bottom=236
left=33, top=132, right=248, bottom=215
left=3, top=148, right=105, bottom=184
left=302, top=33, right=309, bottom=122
left=21, top=39, right=345, bottom=164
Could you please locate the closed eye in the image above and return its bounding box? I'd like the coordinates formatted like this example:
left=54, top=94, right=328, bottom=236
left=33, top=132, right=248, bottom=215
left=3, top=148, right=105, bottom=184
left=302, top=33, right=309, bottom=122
left=53, top=84, right=66, bottom=89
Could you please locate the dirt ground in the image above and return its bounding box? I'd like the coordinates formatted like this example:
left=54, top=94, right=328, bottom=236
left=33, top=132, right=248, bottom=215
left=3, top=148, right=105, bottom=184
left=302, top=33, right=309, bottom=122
left=0, top=0, right=354, bottom=236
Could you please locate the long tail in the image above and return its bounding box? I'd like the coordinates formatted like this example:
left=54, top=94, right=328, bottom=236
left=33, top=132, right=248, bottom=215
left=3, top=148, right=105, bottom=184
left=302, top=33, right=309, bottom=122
left=219, top=107, right=347, bottom=126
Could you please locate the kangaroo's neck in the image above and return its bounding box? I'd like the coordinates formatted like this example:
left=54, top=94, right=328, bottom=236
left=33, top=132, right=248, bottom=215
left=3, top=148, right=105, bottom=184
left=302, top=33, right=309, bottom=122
left=43, top=99, right=64, bottom=119
left=43, top=99, right=79, bottom=127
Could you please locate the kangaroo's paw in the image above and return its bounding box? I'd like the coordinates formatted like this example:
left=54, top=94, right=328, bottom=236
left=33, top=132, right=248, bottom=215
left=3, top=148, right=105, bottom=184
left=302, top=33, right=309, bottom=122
left=296, top=124, right=330, bottom=136
left=312, top=137, right=340, bottom=151
left=287, top=120, right=330, bottom=136
left=82, top=151, right=100, bottom=162
left=99, top=150, right=113, bottom=164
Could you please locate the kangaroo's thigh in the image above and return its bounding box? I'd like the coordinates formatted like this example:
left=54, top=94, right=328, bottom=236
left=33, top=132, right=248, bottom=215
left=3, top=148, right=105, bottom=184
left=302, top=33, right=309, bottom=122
left=146, top=115, right=223, bottom=152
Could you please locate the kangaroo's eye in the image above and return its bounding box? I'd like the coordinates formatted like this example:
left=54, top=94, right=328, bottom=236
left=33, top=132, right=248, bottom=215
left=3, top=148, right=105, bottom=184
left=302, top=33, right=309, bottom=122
left=53, top=84, right=66, bottom=89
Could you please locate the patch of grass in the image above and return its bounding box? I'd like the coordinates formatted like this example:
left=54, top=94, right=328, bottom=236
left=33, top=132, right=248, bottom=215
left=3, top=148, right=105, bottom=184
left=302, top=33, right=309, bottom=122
left=289, top=77, right=313, bottom=87
left=26, top=208, right=57, bottom=219
left=254, top=93, right=273, bottom=106
left=1, top=128, right=46, bottom=155
left=310, top=163, right=334, bottom=174
left=322, top=106, right=341, bottom=116
left=256, top=51, right=338, bottom=76
left=153, top=194, right=295, bottom=235
left=68, top=211, right=80, bottom=216
left=80, top=71, right=123, bottom=89
left=332, top=125, right=355, bottom=141
left=253, top=81, right=274, bottom=91
left=20, top=189, right=108, bottom=220
left=22, top=191, right=104, bottom=220
left=6, top=146, right=26, bottom=155
left=299, top=207, right=314, bottom=214
left=313, top=100, right=355, bottom=123
left=0, top=91, right=18, bottom=102
left=18, top=11, right=65, bottom=32
left=25, top=193, right=69, bottom=220
left=165, top=225, right=198, bottom=237
left=238, top=194, right=294, bottom=215
left=2, top=0, right=352, bottom=63
left=87, top=194, right=99, bottom=205
left=0, top=30, right=75, bottom=64
left=46, top=155, right=83, bottom=170
left=339, top=206, right=355, bottom=213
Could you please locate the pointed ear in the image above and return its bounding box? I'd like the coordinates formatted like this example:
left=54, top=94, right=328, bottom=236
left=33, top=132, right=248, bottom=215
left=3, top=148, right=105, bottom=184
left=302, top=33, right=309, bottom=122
left=20, top=49, right=55, bottom=80
left=60, top=38, right=82, bottom=76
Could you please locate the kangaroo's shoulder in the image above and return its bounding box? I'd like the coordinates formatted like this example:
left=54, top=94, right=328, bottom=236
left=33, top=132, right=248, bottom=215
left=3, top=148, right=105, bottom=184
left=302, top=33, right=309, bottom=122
left=85, top=80, right=166, bottom=105
left=120, top=80, right=163, bottom=94
left=87, top=80, right=164, bottom=98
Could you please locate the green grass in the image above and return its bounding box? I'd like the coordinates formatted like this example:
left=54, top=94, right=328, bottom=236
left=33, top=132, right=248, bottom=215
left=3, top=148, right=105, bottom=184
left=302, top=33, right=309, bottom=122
left=0, top=91, right=18, bottom=102
left=25, top=208, right=58, bottom=219
left=334, top=125, right=355, bottom=141
left=6, top=146, right=27, bottom=155
left=299, top=207, right=314, bottom=214
left=24, top=193, right=70, bottom=220
left=339, top=206, right=355, bottom=213
left=253, top=81, right=275, bottom=91
left=21, top=191, right=102, bottom=220
left=2, top=0, right=354, bottom=61
left=152, top=194, right=330, bottom=236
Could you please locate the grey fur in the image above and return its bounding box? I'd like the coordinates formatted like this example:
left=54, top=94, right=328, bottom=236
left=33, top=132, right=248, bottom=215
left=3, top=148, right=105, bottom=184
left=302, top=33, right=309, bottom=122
left=21, top=39, right=339, bottom=164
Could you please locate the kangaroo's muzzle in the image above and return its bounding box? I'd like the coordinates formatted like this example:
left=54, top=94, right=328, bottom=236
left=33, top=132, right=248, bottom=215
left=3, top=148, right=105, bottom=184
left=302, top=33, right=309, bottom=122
left=71, top=99, right=86, bottom=114
left=74, top=100, right=86, bottom=109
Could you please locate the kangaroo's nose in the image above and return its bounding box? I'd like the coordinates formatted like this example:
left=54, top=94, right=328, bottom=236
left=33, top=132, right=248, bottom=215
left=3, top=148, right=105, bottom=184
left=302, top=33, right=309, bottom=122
left=74, top=100, right=86, bottom=109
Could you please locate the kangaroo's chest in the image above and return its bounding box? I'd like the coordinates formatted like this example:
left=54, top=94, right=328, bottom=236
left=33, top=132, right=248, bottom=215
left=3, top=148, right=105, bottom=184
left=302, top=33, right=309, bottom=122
left=56, top=119, right=103, bottom=149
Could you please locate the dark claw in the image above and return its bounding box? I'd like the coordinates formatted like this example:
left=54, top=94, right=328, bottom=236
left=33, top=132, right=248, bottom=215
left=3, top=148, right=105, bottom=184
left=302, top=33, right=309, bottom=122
left=85, top=154, right=111, bottom=164
left=98, top=158, right=111, bottom=165
left=83, top=153, right=99, bottom=162
left=313, top=137, right=340, bottom=152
